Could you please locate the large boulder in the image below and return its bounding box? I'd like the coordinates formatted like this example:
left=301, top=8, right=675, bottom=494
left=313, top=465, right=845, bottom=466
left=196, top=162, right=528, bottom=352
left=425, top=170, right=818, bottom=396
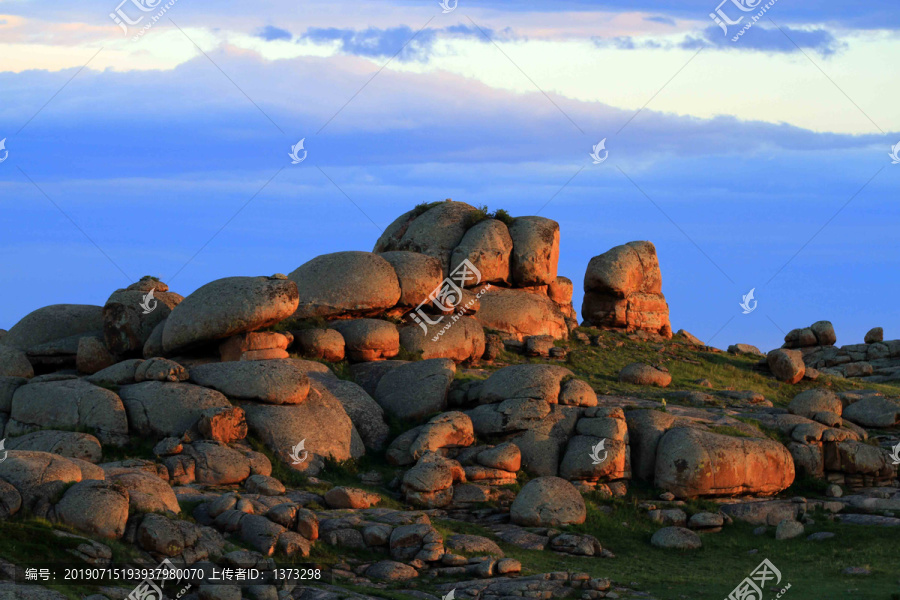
left=189, top=360, right=310, bottom=405
left=582, top=241, right=671, bottom=337
left=842, top=397, right=900, bottom=428
left=3, top=305, right=103, bottom=352
left=625, top=409, right=676, bottom=481
left=654, top=428, right=795, bottom=498
left=508, top=217, right=560, bottom=286
left=476, top=287, right=568, bottom=341
left=103, top=278, right=183, bottom=355
left=788, top=389, right=842, bottom=419
left=477, top=364, right=575, bottom=404
left=162, top=276, right=298, bottom=353
left=449, top=219, right=513, bottom=286
left=330, top=319, right=399, bottom=362
left=374, top=359, right=455, bottom=421
left=0, top=451, right=104, bottom=511
left=374, top=201, right=478, bottom=276
left=6, top=431, right=102, bottom=463
left=0, top=346, right=33, bottom=378
left=510, top=477, right=586, bottom=526
left=241, top=378, right=364, bottom=475
left=110, top=470, right=180, bottom=514
left=767, top=349, right=805, bottom=384
left=379, top=251, right=443, bottom=308
left=288, top=251, right=401, bottom=319
left=784, top=321, right=836, bottom=348
left=119, top=382, right=232, bottom=438
left=307, top=373, right=390, bottom=450
left=618, top=363, right=672, bottom=387
left=54, top=480, right=129, bottom=539
left=398, top=317, right=486, bottom=363
left=8, top=379, right=128, bottom=446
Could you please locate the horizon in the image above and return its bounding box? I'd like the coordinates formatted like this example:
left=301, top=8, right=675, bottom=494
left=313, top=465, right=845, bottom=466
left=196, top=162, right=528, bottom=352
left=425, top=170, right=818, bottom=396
left=1, top=0, right=898, bottom=352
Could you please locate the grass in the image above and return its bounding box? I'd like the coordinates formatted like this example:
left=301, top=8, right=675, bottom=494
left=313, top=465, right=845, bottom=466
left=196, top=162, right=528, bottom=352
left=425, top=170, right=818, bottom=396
left=429, top=497, right=900, bottom=600
left=480, top=328, right=900, bottom=407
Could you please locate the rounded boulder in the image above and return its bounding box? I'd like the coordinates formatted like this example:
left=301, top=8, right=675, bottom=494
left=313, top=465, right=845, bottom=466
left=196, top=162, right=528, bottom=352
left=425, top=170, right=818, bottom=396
left=510, top=476, right=586, bottom=526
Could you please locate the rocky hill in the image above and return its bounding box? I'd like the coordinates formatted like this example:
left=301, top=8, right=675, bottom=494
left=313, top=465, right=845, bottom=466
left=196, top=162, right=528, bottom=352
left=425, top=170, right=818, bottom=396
left=0, top=200, right=898, bottom=600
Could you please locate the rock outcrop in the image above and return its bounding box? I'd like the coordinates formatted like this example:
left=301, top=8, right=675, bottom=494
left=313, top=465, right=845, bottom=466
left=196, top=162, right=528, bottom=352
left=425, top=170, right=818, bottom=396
left=582, top=241, right=671, bottom=338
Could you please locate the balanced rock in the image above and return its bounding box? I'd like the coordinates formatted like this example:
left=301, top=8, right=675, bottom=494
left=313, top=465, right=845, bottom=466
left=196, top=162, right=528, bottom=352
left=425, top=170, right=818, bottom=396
left=582, top=241, right=671, bottom=338
left=288, top=251, right=401, bottom=319
left=162, top=276, right=298, bottom=353
left=864, top=327, right=883, bottom=344
left=330, top=319, right=399, bottom=362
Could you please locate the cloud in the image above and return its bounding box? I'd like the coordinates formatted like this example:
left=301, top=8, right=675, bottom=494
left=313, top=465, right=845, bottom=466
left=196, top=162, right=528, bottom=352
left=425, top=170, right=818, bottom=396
left=257, top=25, right=292, bottom=41
left=682, top=25, right=844, bottom=55
left=302, top=26, right=439, bottom=62
left=644, top=15, right=676, bottom=26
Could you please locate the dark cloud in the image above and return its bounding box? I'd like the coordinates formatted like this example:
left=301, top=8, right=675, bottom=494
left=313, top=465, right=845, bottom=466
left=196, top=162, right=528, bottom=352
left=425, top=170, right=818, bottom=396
left=256, top=25, right=292, bottom=41
left=644, top=15, right=676, bottom=26
left=682, top=25, right=844, bottom=55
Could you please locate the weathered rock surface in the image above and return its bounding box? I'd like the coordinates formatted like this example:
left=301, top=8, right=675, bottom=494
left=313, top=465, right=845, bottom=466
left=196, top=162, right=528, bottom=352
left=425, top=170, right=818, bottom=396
left=654, top=428, right=795, bottom=498
left=0, top=346, right=33, bottom=378
left=510, top=477, right=586, bottom=526
left=289, top=251, right=401, bottom=318
left=508, top=217, right=560, bottom=286
left=767, top=349, right=805, bottom=384
left=582, top=241, right=671, bottom=337
left=380, top=251, right=444, bottom=307
left=120, top=382, right=231, bottom=438
left=330, top=319, right=399, bottom=362
left=374, top=358, right=455, bottom=421
left=3, top=305, right=103, bottom=352
left=162, top=276, right=298, bottom=353
left=399, top=317, right=486, bottom=363
left=449, top=219, right=513, bottom=285
left=476, top=287, right=567, bottom=341
left=8, top=379, right=128, bottom=445
left=190, top=360, right=310, bottom=405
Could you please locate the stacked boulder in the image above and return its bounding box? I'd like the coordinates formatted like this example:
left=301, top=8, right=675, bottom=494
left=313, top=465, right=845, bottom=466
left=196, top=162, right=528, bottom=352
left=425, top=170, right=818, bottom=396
left=765, top=388, right=899, bottom=489
left=799, top=325, right=900, bottom=382
left=581, top=241, right=672, bottom=338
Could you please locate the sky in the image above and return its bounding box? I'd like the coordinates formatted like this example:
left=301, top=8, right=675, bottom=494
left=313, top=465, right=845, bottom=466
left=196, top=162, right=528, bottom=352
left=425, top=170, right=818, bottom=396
left=1, top=0, right=898, bottom=352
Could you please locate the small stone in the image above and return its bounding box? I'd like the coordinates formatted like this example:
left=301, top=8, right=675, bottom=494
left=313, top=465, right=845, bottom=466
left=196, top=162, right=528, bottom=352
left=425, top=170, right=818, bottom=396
left=807, top=532, right=835, bottom=542
left=659, top=492, right=675, bottom=501
left=775, top=519, right=804, bottom=540
left=842, top=566, right=871, bottom=576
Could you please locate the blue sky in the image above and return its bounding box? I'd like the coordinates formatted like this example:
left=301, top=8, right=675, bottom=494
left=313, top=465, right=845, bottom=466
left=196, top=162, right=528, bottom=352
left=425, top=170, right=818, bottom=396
left=1, top=0, right=898, bottom=352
